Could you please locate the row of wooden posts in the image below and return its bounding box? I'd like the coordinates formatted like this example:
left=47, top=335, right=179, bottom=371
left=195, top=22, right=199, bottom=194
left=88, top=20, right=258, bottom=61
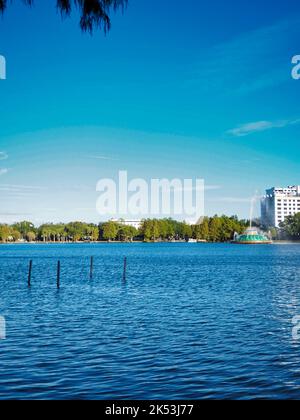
left=27, top=257, right=128, bottom=289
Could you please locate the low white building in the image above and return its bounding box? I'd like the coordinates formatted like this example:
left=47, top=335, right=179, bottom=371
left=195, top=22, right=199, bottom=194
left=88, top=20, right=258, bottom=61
left=110, top=219, right=142, bottom=230
left=261, top=186, right=300, bottom=228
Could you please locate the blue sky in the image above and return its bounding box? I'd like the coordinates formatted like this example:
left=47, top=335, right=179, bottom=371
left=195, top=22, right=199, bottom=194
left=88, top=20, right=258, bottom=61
left=0, top=0, right=300, bottom=224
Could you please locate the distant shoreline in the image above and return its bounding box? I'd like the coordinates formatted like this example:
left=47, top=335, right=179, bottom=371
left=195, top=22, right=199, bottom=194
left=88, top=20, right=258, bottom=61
left=272, top=240, right=300, bottom=245
left=1, top=240, right=300, bottom=245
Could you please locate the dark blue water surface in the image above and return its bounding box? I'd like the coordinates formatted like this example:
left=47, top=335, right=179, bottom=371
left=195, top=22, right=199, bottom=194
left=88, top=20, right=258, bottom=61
left=1, top=243, right=300, bottom=400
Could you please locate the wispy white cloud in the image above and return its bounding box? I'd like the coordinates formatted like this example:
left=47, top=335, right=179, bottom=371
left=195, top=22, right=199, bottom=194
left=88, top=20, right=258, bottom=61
left=205, top=185, right=222, bottom=191
left=0, top=151, right=9, bottom=175
left=208, top=197, right=252, bottom=204
left=74, top=207, right=96, bottom=212
left=86, top=155, right=119, bottom=161
left=0, top=184, right=46, bottom=201
left=37, top=208, right=58, bottom=212
left=173, top=184, right=221, bottom=193
left=227, top=118, right=300, bottom=137
left=186, top=18, right=300, bottom=95
left=0, top=184, right=44, bottom=192
left=0, top=212, right=32, bottom=216
left=0, top=152, right=8, bottom=160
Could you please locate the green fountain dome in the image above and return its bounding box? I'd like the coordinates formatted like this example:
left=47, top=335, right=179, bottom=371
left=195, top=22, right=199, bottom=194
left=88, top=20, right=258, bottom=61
left=233, top=228, right=272, bottom=244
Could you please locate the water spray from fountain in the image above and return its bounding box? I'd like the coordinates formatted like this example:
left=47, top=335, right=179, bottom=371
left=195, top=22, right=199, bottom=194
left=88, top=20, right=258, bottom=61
left=249, top=191, right=261, bottom=229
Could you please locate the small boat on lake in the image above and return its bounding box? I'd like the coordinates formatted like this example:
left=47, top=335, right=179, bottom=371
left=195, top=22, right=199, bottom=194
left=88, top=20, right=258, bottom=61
left=232, top=228, right=272, bottom=245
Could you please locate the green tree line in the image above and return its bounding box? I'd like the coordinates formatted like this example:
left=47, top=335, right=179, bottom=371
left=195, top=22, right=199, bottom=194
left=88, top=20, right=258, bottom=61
left=280, top=213, right=300, bottom=240
left=0, top=216, right=249, bottom=243
left=0, top=221, right=99, bottom=243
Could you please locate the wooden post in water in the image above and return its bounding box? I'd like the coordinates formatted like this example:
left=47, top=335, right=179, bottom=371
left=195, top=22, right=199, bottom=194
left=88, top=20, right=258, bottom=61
left=90, top=257, right=94, bottom=280
left=28, top=260, right=33, bottom=287
left=57, top=261, right=61, bottom=289
left=123, top=257, right=127, bottom=283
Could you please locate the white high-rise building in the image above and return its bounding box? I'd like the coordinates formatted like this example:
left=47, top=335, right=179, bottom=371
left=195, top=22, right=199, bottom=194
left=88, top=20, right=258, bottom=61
left=261, top=186, right=300, bottom=228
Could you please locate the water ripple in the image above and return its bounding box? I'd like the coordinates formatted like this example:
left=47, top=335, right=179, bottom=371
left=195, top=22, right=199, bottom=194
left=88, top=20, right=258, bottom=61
left=0, top=243, right=300, bottom=399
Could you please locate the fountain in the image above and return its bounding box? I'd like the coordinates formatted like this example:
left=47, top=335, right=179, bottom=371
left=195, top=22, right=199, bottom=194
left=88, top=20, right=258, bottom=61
left=232, top=228, right=272, bottom=245
left=232, top=192, right=272, bottom=245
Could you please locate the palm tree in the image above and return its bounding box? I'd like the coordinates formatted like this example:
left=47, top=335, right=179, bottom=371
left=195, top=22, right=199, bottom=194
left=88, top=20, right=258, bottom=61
left=0, top=0, right=128, bottom=33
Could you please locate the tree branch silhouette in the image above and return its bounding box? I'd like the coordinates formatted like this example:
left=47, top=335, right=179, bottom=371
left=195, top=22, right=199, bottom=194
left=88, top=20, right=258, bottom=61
left=0, top=0, right=128, bottom=33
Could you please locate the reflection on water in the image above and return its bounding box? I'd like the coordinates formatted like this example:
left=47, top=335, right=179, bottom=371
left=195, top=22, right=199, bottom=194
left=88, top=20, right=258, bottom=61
left=0, top=243, right=300, bottom=400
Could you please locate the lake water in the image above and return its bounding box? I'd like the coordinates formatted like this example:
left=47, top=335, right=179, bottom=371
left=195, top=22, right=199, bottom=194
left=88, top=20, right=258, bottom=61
left=1, top=243, right=300, bottom=400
